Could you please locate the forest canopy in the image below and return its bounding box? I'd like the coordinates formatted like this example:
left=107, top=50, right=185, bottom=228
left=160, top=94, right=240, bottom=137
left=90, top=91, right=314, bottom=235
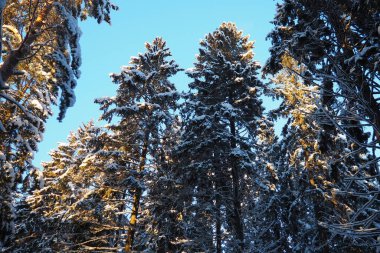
left=0, top=1, right=379, bottom=252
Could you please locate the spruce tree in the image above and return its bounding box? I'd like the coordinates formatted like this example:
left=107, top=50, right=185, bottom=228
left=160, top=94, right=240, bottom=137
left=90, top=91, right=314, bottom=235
left=18, top=122, right=128, bottom=252
left=137, top=117, right=184, bottom=252
left=174, top=22, right=268, bottom=252
left=95, top=37, right=181, bottom=252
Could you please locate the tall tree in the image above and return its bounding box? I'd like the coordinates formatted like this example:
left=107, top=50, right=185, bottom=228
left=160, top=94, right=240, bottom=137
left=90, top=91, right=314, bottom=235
left=174, top=22, right=268, bottom=252
left=256, top=54, right=378, bottom=252
left=95, top=37, right=181, bottom=252
left=264, top=0, right=380, bottom=243
left=0, top=1, right=117, bottom=248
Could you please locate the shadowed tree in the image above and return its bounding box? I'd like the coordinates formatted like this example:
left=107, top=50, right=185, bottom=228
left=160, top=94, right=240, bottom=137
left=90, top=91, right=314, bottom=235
left=174, top=22, right=269, bottom=252
left=264, top=0, right=380, bottom=245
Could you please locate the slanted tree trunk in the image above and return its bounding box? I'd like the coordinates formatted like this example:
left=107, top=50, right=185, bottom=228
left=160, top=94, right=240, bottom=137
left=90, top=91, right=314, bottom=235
left=0, top=0, right=54, bottom=89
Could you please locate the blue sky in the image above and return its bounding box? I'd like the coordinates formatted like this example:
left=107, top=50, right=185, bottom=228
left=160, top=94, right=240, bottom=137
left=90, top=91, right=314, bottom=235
left=34, top=0, right=279, bottom=166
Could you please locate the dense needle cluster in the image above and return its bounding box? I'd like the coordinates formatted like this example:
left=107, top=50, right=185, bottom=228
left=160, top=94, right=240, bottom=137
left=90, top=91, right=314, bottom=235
left=0, top=1, right=379, bottom=252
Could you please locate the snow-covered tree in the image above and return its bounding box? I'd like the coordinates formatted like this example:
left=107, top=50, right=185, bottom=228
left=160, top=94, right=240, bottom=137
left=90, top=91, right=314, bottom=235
left=95, top=37, right=181, bottom=252
left=173, top=22, right=268, bottom=252
left=14, top=122, right=129, bottom=252
left=256, top=54, right=378, bottom=252
left=264, top=0, right=380, bottom=244
left=1, top=0, right=118, bottom=121
left=0, top=1, right=117, bottom=248
left=137, top=116, right=184, bottom=252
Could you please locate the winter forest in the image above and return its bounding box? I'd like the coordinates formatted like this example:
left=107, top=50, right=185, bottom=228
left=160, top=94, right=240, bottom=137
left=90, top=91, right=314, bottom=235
left=0, top=0, right=379, bottom=252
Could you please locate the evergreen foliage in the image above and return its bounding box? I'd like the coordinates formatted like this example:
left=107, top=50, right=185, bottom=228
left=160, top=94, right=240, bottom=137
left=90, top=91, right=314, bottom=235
left=0, top=1, right=117, bottom=249
left=173, top=22, right=269, bottom=252
left=0, top=2, right=379, bottom=251
left=95, top=37, right=181, bottom=252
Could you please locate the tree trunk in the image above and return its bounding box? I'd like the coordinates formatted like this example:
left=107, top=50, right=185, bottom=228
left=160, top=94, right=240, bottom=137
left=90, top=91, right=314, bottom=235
left=215, top=178, right=222, bottom=253
left=125, top=189, right=142, bottom=252
left=125, top=137, right=149, bottom=252
left=229, top=111, right=244, bottom=251
left=0, top=1, right=54, bottom=89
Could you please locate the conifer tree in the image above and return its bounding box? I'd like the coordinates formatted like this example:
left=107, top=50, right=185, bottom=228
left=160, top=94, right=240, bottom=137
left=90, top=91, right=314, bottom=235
left=257, top=55, right=378, bottom=252
left=0, top=2, right=117, bottom=248
left=137, top=117, right=184, bottom=252
left=264, top=0, right=380, bottom=243
left=95, top=37, right=181, bottom=252
left=174, top=22, right=268, bottom=252
left=16, top=122, right=129, bottom=252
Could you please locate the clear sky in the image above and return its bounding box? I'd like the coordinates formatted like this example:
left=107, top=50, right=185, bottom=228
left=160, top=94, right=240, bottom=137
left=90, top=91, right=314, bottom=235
left=34, top=0, right=280, bottom=167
